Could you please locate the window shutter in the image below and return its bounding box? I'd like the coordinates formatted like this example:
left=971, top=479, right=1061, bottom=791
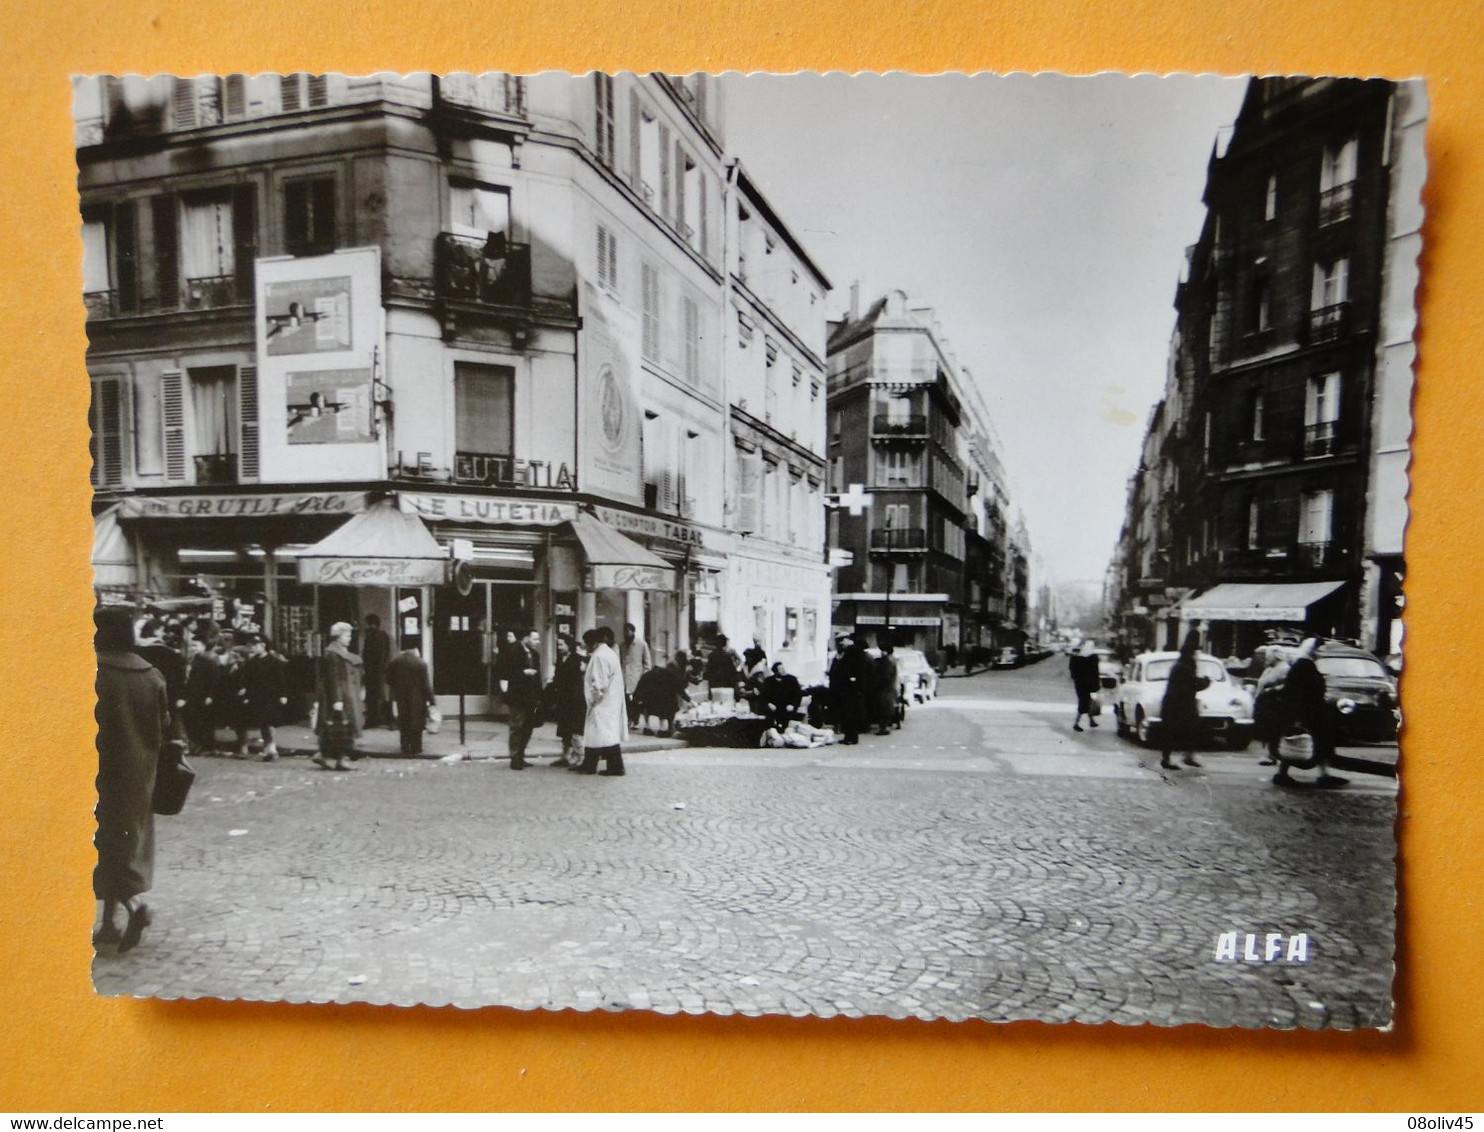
left=151, top=194, right=178, bottom=309
left=224, top=75, right=247, bottom=120
left=237, top=365, right=260, bottom=481
left=596, top=224, right=608, bottom=288
left=232, top=183, right=256, bottom=299
left=280, top=74, right=302, bottom=112
left=90, top=376, right=125, bottom=488
left=307, top=74, right=328, bottom=108
left=658, top=427, right=674, bottom=511
left=172, top=77, right=198, bottom=130
left=161, top=371, right=187, bottom=482
left=737, top=449, right=760, bottom=533
left=674, top=142, right=686, bottom=234
left=699, top=172, right=710, bottom=259
left=628, top=90, right=642, bottom=189
left=606, top=229, right=618, bottom=290
left=113, top=200, right=139, bottom=313
left=659, top=124, right=672, bottom=220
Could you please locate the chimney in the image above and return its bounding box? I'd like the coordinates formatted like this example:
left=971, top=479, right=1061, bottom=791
left=849, top=281, right=860, bottom=321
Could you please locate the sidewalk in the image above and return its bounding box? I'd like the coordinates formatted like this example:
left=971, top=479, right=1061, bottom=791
left=247, top=718, right=689, bottom=762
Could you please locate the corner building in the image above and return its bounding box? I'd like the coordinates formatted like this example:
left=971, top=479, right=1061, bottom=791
left=79, top=72, right=832, bottom=710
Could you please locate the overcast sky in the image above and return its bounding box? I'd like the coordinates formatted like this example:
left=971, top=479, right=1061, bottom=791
left=721, top=72, right=1247, bottom=585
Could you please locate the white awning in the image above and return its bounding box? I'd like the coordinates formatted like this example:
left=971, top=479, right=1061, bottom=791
left=570, top=513, right=675, bottom=592
left=92, top=506, right=136, bottom=588
left=1179, top=580, right=1346, bottom=622
left=297, top=500, right=450, bottom=586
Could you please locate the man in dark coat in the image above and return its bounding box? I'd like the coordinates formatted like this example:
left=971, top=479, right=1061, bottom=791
left=871, top=640, right=902, bottom=735
left=361, top=614, right=393, bottom=728
left=236, top=636, right=288, bottom=760
left=500, top=628, right=542, bottom=770
left=135, top=618, right=186, bottom=741
left=828, top=635, right=869, bottom=745
left=386, top=641, right=436, bottom=756
left=760, top=661, right=803, bottom=732
left=181, top=638, right=219, bottom=755
left=94, top=606, right=168, bottom=952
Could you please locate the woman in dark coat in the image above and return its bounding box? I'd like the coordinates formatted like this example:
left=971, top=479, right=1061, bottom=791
left=1160, top=630, right=1210, bottom=770
left=870, top=641, right=902, bottom=735
left=94, top=606, right=169, bottom=951
left=546, top=633, right=588, bottom=766
left=1068, top=640, right=1102, bottom=732
left=1274, top=638, right=1347, bottom=788
left=236, top=636, right=288, bottom=760
left=315, top=621, right=364, bottom=770
left=181, top=638, right=220, bottom=755
left=828, top=635, right=869, bottom=745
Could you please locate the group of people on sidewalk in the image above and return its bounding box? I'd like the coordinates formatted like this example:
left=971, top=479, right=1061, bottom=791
left=824, top=633, right=909, bottom=744
left=502, top=624, right=628, bottom=776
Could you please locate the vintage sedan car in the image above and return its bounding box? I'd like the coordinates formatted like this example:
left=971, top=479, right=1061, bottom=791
left=1113, top=650, right=1256, bottom=750
left=894, top=647, right=940, bottom=702
left=994, top=646, right=1020, bottom=669
left=1253, top=642, right=1401, bottom=745
left=1093, top=648, right=1123, bottom=691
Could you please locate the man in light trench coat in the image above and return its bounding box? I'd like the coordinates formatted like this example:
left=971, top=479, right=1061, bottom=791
left=578, top=626, right=628, bottom=776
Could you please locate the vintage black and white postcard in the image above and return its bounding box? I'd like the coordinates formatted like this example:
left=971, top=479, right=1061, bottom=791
left=82, top=72, right=1421, bottom=1027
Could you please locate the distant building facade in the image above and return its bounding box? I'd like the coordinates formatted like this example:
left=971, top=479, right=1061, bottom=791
left=1107, top=77, right=1424, bottom=659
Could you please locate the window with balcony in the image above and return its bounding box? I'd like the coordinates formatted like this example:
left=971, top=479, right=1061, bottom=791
left=637, top=108, right=661, bottom=208
left=1304, top=372, right=1342, bottom=457
left=179, top=189, right=251, bottom=309
left=881, top=449, right=918, bottom=487
left=1319, top=137, right=1358, bottom=224
left=1299, top=489, right=1334, bottom=565
left=594, top=73, right=616, bottom=167
left=454, top=363, right=513, bottom=482
left=81, top=209, right=114, bottom=318
left=1310, top=257, right=1350, bottom=340
left=677, top=146, right=700, bottom=246
left=284, top=176, right=337, bottom=257
left=450, top=182, right=510, bottom=241
left=190, top=366, right=238, bottom=484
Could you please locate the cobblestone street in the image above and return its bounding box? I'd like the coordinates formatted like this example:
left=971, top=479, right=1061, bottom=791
left=93, top=660, right=1398, bottom=1028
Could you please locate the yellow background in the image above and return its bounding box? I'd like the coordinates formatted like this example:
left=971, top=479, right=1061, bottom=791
left=2, top=0, right=1481, bottom=1112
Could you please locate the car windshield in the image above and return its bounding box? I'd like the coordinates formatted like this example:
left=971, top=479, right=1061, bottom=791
left=1317, top=656, right=1389, bottom=680
left=1143, top=657, right=1227, bottom=683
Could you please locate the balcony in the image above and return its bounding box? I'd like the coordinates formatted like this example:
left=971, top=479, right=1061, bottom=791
left=435, top=233, right=532, bottom=310
left=1318, top=182, right=1354, bottom=226
left=871, top=414, right=928, bottom=438
left=193, top=453, right=237, bottom=485
left=1221, top=540, right=1350, bottom=576
left=1308, top=301, right=1350, bottom=343
left=83, top=291, right=116, bottom=320
left=1303, top=420, right=1339, bottom=458
left=182, top=275, right=243, bottom=311
left=870, top=527, right=928, bottom=552
left=1295, top=540, right=1343, bottom=570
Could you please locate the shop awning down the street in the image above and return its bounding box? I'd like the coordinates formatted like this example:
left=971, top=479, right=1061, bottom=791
left=570, top=512, right=675, bottom=592
left=296, top=499, right=450, bottom=586
left=1179, top=580, right=1346, bottom=622
left=92, top=505, right=136, bottom=588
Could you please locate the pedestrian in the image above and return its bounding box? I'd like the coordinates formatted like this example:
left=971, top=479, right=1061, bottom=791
left=314, top=621, right=363, bottom=771
left=1253, top=649, right=1292, bottom=766
left=546, top=633, right=587, bottom=767
left=93, top=606, right=169, bottom=953
left=620, top=622, right=652, bottom=728
left=871, top=638, right=901, bottom=736
left=760, top=660, right=803, bottom=732
left=135, top=618, right=186, bottom=742
left=1159, top=630, right=1210, bottom=770
left=1069, top=639, right=1102, bottom=732
left=361, top=613, right=392, bottom=728
left=828, top=634, right=869, bottom=745
left=742, top=637, right=768, bottom=678
left=236, top=636, right=288, bottom=761
left=578, top=626, right=627, bottom=776
left=386, top=640, right=435, bottom=756
left=703, top=634, right=741, bottom=700
left=181, top=638, right=219, bottom=756
left=500, top=628, right=542, bottom=770
left=1275, top=638, right=1347, bottom=789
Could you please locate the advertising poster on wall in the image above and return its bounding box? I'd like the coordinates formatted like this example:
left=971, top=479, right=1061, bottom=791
left=285, top=369, right=373, bottom=444
left=264, top=275, right=353, bottom=355
left=578, top=279, right=642, bottom=505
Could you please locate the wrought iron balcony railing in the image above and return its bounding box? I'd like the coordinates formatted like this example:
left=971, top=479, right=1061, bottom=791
left=1308, top=301, right=1350, bottom=343
left=183, top=274, right=242, bottom=310
left=193, top=453, right=237, bottom=485
left=1318, top=182, right=1354, bottom=226
left=1303, top=420, right=1339, bottom=458
left=871, top=414, right=929, bottom=438
left=434, top=233, right=533, bottom=309
left=870, top=527, right=928, bottom=551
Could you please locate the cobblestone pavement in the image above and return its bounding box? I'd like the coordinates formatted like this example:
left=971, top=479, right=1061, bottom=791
left=92, top=659, right=1398, bottom=1028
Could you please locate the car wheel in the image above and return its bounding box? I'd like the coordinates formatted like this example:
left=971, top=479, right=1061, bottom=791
left=1135, top=708, right=1155, bottom=748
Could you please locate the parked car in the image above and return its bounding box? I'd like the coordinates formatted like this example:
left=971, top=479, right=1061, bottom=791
left=1093, top=648, right=1123, bottom=691
left=1252, top=641, right=1401, bottom=745
left=1113, top=650, right=1255, bottom=750
left=894, top=647, right=939, bottom=702
left=994, top=647, right=1020, bottom=669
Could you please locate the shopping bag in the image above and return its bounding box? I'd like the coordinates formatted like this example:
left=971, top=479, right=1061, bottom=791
left=1277, top=729, right=1318, bottom=768
left=152, top=739, right=196, bottom=816
left=425, top=704, right=443, bottom=735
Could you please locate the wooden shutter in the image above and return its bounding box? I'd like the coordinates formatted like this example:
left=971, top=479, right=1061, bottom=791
left=737, top=448, right=760, bottom=533
left=628, top=89, right=642, bottom=189
left=224, top=75, right=247, bottom=120
left=89, top=376, right=125, bottom=488
left=641, top=263, right=659, bottom=360
left=699, top=172, right=709, bottom=260
left=237, top=365, right=260, bottom=482
left=674, top=142, right=686, bottom=235
left=232, top=183, right=256, bottom=299
left=683, top=296, right=699, bottom=381
left=659, top=123, right=672, bottom=220
left=113, top=200, right=138, bottom=313
left=151, top=194, right=178, bottom=309
left=172, top=78, right=198, bottom=130
left=306, top=74, right=328, bottom=107
left=280, top=74, right=302, bottom=112
left=161, top=371, right=187, bottom=482
left=658, top=426, right=674, bottom=511
left=596, top=224, right=609, bottom=288
left=594, top=73, right=611, bottom=165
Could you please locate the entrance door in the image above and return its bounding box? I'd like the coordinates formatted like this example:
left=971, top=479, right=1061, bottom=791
left=433, top=586, right=488, bottom=696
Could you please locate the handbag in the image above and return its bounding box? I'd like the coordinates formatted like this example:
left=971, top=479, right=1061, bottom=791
left=1089, top=691, right=1102, bottom=718
left=1277, top=729, right=1318, bottom=768
left=425, top=703, right=443, bottom=735
left=321, top=709, right=359, bottom=760
left=152, top=738, right=196, bottom=816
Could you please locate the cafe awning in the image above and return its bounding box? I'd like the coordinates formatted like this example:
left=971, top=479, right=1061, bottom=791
left=92, top=505, right=136, bottom=588
left=1179, top=580, right=1346, bottom=622
left=570, top=512, right=676, bottom=592
left=297, top=500, right=450, bottom=586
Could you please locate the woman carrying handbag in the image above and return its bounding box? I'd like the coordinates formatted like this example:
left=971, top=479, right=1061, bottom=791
left=313, top=622, right=364, bottom=771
